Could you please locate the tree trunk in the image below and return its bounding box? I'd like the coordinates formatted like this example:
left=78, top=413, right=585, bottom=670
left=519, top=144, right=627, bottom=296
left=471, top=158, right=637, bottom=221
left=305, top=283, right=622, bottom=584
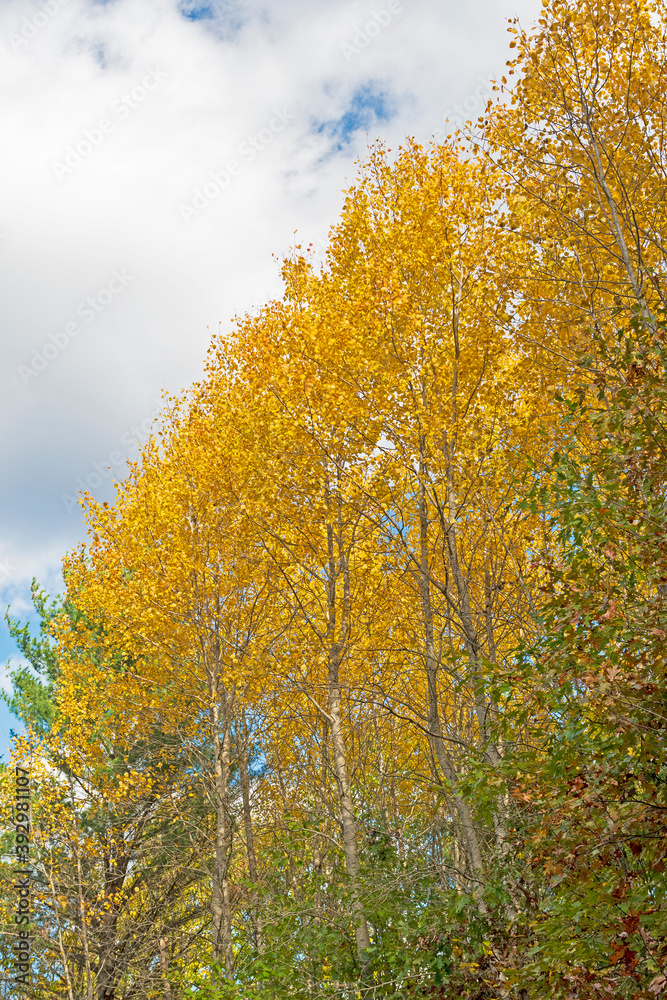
left=240, top=707, right=263, bottom=954
left=208, top=658, right=235, bottom=981
left=417, top=471, right=487, bottom=902
left=70, top=773, right=94, bottom=1000
left=159, top=934, right=173, bottom=1000
left=328, top=671, right=372, bottom=960
left=326, top=511, right=371, bottom=967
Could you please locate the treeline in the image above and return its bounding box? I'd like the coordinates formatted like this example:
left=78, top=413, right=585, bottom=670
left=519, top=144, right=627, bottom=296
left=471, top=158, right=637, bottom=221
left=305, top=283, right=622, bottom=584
left=2, top=0, right=667, bottom=997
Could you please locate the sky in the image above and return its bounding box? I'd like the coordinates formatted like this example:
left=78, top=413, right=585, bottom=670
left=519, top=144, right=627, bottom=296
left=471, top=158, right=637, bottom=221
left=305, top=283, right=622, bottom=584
left=0, top=0, right=541, bottom=757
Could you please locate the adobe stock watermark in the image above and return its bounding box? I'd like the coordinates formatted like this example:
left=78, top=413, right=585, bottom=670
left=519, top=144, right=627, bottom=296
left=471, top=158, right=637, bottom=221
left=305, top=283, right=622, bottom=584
left=61, top=410, right=158, bottom=514
left=339, top=0, right=403, bottom=63
left=12, top=766, right=32, bottom=988
left=179, top=108, right=296, bottom=224
left=7, top=0, right=71, bottom=53
left=434, top=76, right=496, bottom=140
left=17, top=269, right=134, bottom=386
left=52, top=67, right=169, bottom=181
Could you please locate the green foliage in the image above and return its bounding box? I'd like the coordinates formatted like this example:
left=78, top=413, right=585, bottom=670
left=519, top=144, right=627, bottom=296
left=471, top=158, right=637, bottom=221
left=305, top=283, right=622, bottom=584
left=3, top=580, right=61, bottom=733
left=5, top=0, right=667, bottom=989
left=495, top=314, right=667, bottom=999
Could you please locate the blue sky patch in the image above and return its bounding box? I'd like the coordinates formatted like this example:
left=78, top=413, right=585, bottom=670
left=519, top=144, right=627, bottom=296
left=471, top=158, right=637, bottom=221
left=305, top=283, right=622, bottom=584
left=316, top=84, right=395, bottom=152
left=180, top=1, right=216, bottom=20
left=178, top=0, right=244, bottom=35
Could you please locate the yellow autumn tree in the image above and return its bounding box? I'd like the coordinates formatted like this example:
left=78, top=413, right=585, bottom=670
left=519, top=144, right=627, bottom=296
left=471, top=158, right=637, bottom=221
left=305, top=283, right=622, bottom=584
left=25, top=12, right=667, bottom=988
left=486, top=0, right=667, bottom=344
left=232, top=140, right=560, bottom=896
left=64, top=403, right=282, bottom=985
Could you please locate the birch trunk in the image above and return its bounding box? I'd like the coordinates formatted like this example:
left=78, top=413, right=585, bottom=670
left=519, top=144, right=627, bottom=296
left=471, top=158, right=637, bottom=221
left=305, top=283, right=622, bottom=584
left=240, top=707, right=263, bottom=954
left=208, top=658, right=235, bottom=981
left=417, top=471, right=486, bottom=895
left=328, top=669, right=372, bottom=959
left=159, top=935, right=173, bottom=1000
left=69, top=773, right=94, bottom=1000
left=326, top=498, right=371, bottom=966
left=442, top=452, right=501, bottom=768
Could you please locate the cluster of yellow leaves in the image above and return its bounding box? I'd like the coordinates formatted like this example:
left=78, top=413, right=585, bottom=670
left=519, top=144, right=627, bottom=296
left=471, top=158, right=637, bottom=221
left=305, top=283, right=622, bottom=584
left=11, top=0, right=667, bottom=989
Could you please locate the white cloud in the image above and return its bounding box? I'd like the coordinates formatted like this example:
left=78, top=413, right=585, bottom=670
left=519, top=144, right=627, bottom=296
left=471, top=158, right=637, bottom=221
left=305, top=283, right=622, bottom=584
left=0, top=0, right=540, bottom=614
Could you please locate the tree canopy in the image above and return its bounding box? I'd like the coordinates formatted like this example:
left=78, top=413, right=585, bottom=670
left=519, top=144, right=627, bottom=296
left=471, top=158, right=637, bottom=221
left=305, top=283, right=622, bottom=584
left=3, top=1, right=667, bottom=997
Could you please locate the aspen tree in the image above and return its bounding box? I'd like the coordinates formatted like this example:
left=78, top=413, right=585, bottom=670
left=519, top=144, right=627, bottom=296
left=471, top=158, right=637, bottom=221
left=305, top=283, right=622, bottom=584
left=26, top=13, right=667, bottom=986
left=268, top=142, right=551, bottom=892
left=66, top=409, right=280, bottom=985
left=201, top=316, right=390, bottom=971
left=487, top=0, right=667, bottom=342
